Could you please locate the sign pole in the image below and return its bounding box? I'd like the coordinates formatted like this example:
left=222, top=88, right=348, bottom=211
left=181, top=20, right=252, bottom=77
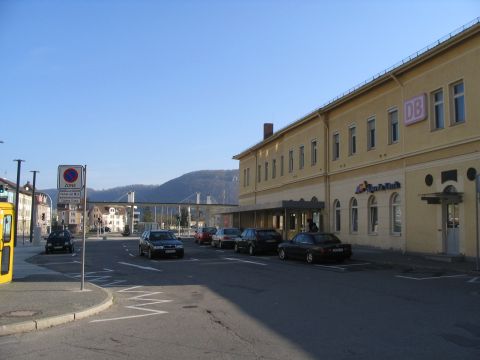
left=81, top=165, right=87, bottom=290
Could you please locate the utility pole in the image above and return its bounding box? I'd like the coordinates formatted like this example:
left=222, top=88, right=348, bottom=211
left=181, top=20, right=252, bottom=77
left=29, top=170, right=39, bottom=243
left=13, top=159, right=25, bottom=247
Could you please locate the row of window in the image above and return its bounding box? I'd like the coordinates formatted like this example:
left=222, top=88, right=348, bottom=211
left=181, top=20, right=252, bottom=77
left=242, top=81, right=465, bottom=187
left=242, top=140, right=319, bottom=186
left=332, top=80, right=465, bottom=160
left=333, top=193, right=401, bottom=235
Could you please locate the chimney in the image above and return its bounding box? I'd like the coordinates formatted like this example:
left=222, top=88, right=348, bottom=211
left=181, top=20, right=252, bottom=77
left=263, top=123, right=273, bottom=140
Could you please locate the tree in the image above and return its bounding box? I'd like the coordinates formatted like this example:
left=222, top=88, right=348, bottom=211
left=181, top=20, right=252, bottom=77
left=180, top=207, right=188, bottom=227
left=143, top=206, right=153, bottom=222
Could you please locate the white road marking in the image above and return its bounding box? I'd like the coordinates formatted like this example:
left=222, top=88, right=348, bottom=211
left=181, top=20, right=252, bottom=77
left=223, top=257, right=267, bottom=266
left=118, top=262, right=162, bottom=271
left=396, top=274, right=467, bottom=281
left=91, top=286, right=171, bottom=323
left=129, top=253, right=135, bottom=257
left=315, top=264, right=347, bottom=271
left=468, top=277, right=480, bottom=283
left=102, top=280, right=127, bottom=287
left=42, top=261, right=81, bottom=265
left=340, top=262, right=371, bottom=267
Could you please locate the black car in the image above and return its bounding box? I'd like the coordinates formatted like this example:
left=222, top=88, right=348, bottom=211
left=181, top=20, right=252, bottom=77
left=45, top=230, right=75, bottom=254
left=139, top=230, right=184, bottom=259
left=278, top=232, right=352, bottom=264
left=234, top=228, right=282, bottom=255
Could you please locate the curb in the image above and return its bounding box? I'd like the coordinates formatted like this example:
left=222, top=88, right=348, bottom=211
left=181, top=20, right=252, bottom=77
left=0, top=283, right=113, bottom=337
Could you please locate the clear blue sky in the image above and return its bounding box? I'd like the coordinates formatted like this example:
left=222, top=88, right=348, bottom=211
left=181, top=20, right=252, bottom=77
left=0, top=0, right=478, bottom=190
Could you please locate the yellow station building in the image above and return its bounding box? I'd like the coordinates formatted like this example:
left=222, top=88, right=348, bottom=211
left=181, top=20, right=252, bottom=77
left=230, top=19, right=480, bottom=258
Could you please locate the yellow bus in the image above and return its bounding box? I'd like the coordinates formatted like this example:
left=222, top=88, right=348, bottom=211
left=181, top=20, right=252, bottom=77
left=0, top=202, right=14, bottom=284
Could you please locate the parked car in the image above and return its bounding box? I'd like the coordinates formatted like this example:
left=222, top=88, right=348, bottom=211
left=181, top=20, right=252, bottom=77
left=139, top=230, right=184, bottom=259
left=194, top=227, right=217, bottom=245
left=45, top=230, right=75, bottom=254
left=234, top=228, right=282, bottom=255
left=211, top=227, right=242, bottom=248
left=278, top=232, right=352, bottom=264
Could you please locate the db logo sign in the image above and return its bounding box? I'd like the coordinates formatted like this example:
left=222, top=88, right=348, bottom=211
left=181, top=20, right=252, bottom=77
left=404, top=94, right=427, bottom=126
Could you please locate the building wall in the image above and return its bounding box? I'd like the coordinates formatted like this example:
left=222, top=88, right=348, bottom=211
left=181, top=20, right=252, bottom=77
left=234, top=23, right=480, bottom=256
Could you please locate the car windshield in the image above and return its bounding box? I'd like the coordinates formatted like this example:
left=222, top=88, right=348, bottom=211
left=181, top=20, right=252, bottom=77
left=149, top=232, right=175, bottom=240
left=312, top=234, right=341, bottom=244
left=205, top=227, right=217, bottom=234
left=224, top=229, right=241, bottom=236
left=257, top=230, right=280, bottom=240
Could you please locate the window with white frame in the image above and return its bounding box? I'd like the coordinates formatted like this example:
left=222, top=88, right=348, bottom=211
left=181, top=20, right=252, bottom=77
left=367, top=117, right=376, bottom=150
left=288, top=150, right=294, bottom=173
left=388, top=108, right=399, bottom=144
left=368, top=196, right=378, bottom=234
left=333, top=133, right=340, bottom=160
left=432, top=89, right=444, bottom=130
left=451, top=81, right=465, bottom=124
left=350, top=197, right=358, bottom=233
left=391, top=193, right=401, bottom=234
left=311, top=140, right=317, bottom=166
left=299, top=146, right=305, bottom=169
left=348, top=126, right=356, bottom=156
left=334, top=200, right=341, bottom=232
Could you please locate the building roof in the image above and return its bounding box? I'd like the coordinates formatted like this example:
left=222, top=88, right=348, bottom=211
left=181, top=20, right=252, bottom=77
left=0, top=178, right=32, bottom=196
left=233, top=18, right=480, bottom=160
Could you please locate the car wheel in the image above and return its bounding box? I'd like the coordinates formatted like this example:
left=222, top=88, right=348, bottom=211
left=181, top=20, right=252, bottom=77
left=249, top=244, right=255, bottom=256
left=148, top=248, right=153, bottom=259
left=219, top=241, right=223, bottom=249
left=177, top=252, right=184, bottom=259
left=279, top=248, right=287, bottom=260
left=234, top=243, right=239, bottom=253
left=45, top=248, right=49, bottom=254
left=306, top=251, right=314, bottom=264
left=139, top=246, right=144, bottom=256
left=70, top=245, right=74, bottom=254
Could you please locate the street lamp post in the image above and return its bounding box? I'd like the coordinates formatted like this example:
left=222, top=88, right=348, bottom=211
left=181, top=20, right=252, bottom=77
left=29, top=170, right=39, bottom=243
left=44, top=192, right=54, bottom=233
left=13, top=159, right=25, bottom=247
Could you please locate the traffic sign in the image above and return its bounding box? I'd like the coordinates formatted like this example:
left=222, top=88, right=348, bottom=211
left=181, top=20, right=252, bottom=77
left=58, top=190, right=82, bottom=204
left=58, top=165, right=84, bottom=190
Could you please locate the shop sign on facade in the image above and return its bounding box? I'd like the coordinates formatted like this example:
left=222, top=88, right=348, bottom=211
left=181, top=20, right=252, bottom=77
left=355, top=181, right=401, bottom=194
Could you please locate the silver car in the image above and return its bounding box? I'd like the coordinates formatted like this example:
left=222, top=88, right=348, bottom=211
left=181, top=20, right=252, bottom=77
left=211, top=228, right=241, bottom=249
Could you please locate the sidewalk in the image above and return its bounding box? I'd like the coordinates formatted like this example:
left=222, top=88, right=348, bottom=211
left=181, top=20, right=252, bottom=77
left=0, top=242, right=113, bottom=337
left=352, top=245, right=480, bottom=275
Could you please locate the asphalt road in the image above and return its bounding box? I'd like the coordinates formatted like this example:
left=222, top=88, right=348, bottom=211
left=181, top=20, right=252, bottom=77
left=1, top=237, right=480, bottom=359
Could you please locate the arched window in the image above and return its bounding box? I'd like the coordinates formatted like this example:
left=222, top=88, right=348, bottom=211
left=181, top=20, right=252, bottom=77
left=350, top=197, right=358, bottom=233
left=391, top=193, right=401, bottom=234
left=334, top=200, right=341, bottom=232
left=368, top=196, right=378, bottom=234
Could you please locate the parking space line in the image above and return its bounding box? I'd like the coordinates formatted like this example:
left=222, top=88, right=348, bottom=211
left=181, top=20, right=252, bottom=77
left=468, top=277, right=480, bottom=283
left=395, top=274, right=467, bottom=281
left=223, top=257, right=267, bottom=266
left=118, top=262, right=163, bottom=272
left=314, top=264, right=347, bottom=271
left=340, top=262, right=371, bottom=267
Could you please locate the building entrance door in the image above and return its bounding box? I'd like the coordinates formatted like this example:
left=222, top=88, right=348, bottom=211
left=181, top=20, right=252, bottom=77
left=445, top=202, right=460, bottom=255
